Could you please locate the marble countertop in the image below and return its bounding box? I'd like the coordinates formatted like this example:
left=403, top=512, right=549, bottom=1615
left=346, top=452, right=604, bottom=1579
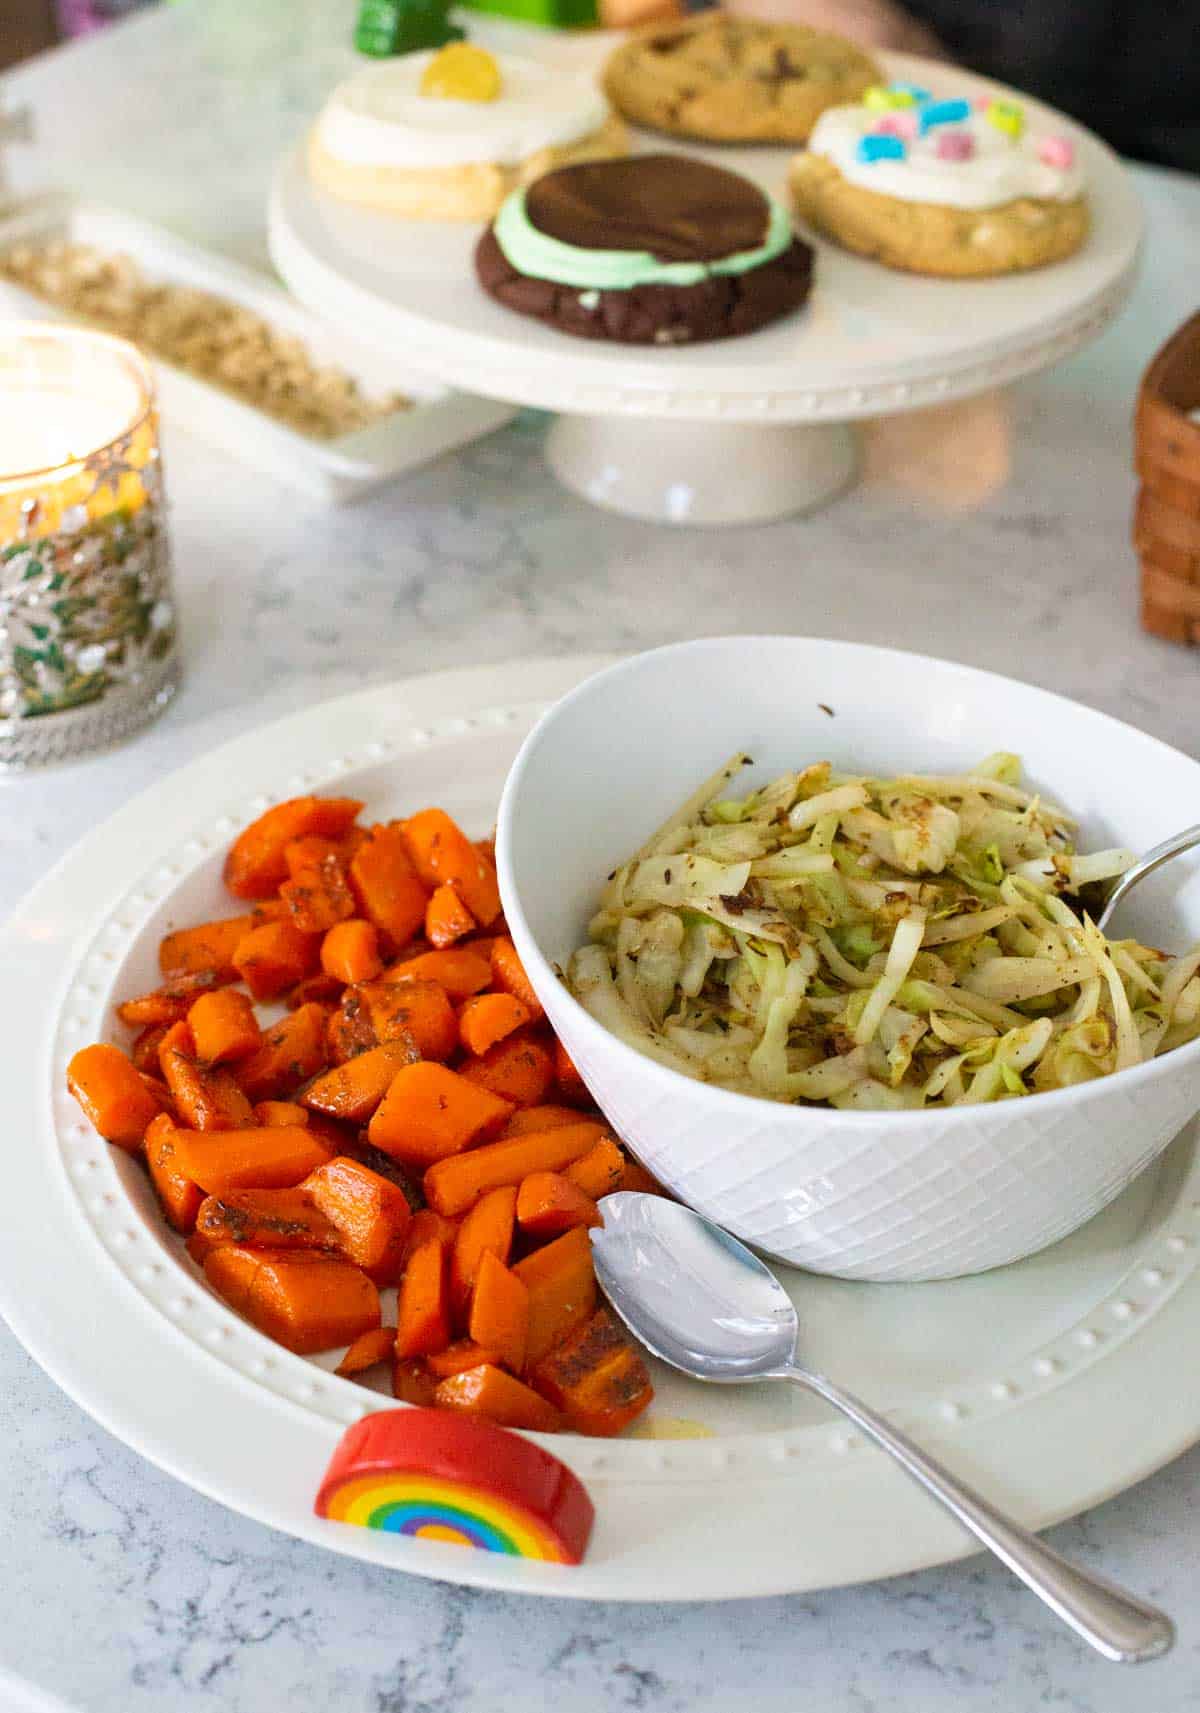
left=3, top=4, right=1200, bottom=1708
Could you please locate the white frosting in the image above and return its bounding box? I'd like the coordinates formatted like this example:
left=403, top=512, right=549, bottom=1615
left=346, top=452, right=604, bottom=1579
left=315, top=52, right=609, bottom=171
left=806, top=104, right=1085, bottom=209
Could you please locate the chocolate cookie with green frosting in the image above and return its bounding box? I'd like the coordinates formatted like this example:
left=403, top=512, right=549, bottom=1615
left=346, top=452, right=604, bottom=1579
left=475, top=155, right=814, bottom=346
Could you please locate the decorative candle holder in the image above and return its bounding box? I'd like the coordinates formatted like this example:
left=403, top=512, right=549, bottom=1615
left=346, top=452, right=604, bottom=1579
left=0, top=323, right=179, bottom=768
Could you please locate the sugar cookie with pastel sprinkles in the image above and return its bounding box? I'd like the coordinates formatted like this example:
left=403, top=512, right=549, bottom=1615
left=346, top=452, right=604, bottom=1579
left=789, top=83, right=1089, bottom=276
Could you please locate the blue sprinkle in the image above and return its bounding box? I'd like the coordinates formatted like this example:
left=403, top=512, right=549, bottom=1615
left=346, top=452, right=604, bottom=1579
left=890, top=80, right=930, bottom=101
left=856, top=134, right=907, bottom=163
left=918, top=98, right=971, bottom=134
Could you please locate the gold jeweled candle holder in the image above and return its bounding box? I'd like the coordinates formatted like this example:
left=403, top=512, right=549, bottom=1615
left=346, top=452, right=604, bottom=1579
left=0, top=323, right=180, bottom=768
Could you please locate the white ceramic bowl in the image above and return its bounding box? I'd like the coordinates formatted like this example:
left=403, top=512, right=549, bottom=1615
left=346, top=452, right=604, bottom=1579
left=496, top=638, right=1200, bottom=1282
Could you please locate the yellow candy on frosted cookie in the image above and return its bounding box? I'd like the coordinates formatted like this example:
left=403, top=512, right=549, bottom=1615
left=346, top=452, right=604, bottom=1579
left=790, top=84, right=1089, bottom=276
left=308, top=49, right=628, bottom=221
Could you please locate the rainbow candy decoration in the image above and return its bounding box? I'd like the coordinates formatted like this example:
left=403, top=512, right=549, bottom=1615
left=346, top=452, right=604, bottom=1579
left=314, top=1409, right=595, bottom=1565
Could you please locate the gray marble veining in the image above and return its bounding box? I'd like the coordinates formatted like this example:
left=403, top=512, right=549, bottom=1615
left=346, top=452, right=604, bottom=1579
left=2, top=2, right=1200, bottom=1708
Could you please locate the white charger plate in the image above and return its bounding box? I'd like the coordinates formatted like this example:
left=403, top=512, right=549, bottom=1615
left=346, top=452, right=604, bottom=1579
left=4, top=653, right=1200, bottom=1601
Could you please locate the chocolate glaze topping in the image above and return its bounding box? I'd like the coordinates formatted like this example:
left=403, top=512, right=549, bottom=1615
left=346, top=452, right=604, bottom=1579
left=524, top=155, right=771, bottom=263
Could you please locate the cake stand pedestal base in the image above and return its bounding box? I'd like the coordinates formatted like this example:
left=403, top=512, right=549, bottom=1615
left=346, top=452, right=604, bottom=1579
left=544, top=414, right=859, bottom=525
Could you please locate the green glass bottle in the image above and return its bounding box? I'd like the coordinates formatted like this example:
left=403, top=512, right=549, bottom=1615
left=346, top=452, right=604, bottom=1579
left=354, top=0, right=464, bottom=57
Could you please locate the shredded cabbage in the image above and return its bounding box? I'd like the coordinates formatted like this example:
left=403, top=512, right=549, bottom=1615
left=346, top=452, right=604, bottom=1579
left=568, top=756, right=1199, bottom=1108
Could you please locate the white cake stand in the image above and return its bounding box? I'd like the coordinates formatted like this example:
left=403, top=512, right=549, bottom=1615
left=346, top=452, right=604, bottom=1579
left=269, top=48, right=1142, bottom=525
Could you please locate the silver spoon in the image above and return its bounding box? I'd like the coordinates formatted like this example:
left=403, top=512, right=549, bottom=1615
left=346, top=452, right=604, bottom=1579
left=1094, top=824, right=1200, bottom=934
left=592, top=1193, right=1174, bottom=1665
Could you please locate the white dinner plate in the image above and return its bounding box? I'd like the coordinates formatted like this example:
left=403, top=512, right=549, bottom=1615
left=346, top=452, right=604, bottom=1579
left=3, top=653, right=1200, bottom=1601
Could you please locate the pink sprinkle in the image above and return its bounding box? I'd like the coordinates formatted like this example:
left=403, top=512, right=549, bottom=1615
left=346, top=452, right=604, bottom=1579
left=876, top=110, right=918, bottom=141
left=1037, top=134, right=1075, bottom=168
left=935, top=130, right=974, bottom=161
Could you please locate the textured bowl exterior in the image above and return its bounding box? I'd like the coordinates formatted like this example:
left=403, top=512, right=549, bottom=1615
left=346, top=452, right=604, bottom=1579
left=497, top=638, right=1200, bottom=1282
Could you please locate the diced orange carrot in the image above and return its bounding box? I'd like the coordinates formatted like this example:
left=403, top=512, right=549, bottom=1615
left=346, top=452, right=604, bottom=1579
left=159, top=916, right=256, bottom=982
left=336, top=1326, right=397, bottom=1376
left=117, top=971, right=219, bottom=1028
left=566, top=1137, right=627, bottom=1201
left=253, top=1100, right=310, bottom=1128
left=401, top=1208, right=458, bottom=1268
left=359, top=978, right=458, bottom=1062
left=238, top=1004, right=329, bottom=1102
left=303, top=1156, right=412, bottom=1278
left=144, top=1111, right=202, bottom=1232
left=368, top=1062, right=513, bottom=1167
left=67, top=1042, right=164, bottom=1150
left=250, top=899, right=292, bottom=926
left=460, top=1032, right=554, bottom=1109
left=385, top=946, right=492, bottom=1001
left=425, top=883, right=476, bottom=949
left=529, top=1307, right=654, bottom=1437
left=158, top=1022, right=254, bottom=1131
left=489, top=938, right=545, bottom=1021
left=423, top=1122, right=605, bottom=1218
left=233, top=920, right=320, bottom=1001
left=401, top=809, right=502, bottom=927
left=301, top=1041, right=418, bottom=1124
left=131, top=1022, right=172, bottom=1076
left=283, top=835, right=343, bottom=878
left=619, top=1159, right=667, bottom=1197
left=285, top=973, right=345, bottom=1010
left=392, top=1357, right=439, bottom=1407
left=194, top=1188, right=339, bottom=1251
left=348, top=825, right=429, bottom=951
left=321, top=919, right=382, bottom=985
left=468, top=1250, right=528, bottom=1373
left=554, top=1038, right=591, bottom=1106
left=516, top=1172, right=602, bottom=1238
left=450, top=1185, right=517, bottom=1319
left=188, top=989, right=261, bottom=1065
left=458, top=992, right=531, bottom=1058
left=326, top=993, right=377, bottom=1065
left=432, top=1365, right=561, bottom=1433
left=224, top=796, right=363, bottom=900
left=204, top=1248, right=379, bottom=1354
left=280, top=848, right=355, bottom=935
left=426, top=1340, right=500, bottom=1380
left=512, top=1226, right=597, bottom=1367
left=167, top=1124, right=332, bottom=1195
left=501, top=1104, right=593, bottom=1139
left=395, top=1239, right=451, bottom=1359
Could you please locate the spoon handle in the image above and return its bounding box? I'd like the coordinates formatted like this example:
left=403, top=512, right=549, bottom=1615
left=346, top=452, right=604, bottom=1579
left=1095, top=822, right=1200, bottom=932
left=782, top=1365, right=1173, bottom=1664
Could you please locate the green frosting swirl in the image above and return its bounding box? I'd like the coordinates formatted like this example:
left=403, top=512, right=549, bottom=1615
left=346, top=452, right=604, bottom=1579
left=493, top=187, right=795, bottom=290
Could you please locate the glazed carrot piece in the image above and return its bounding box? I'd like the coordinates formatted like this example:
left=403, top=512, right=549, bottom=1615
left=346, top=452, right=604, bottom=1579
left=158, top=1022, right=254, bottom=1131
left=283, top=835, right=344, bottom=876
left=130, top=1022, right=172, bottom=1076
left=67, top=1043, right=164, bottom=1150
left=401, top=809, right=502, bottom=927
left=512, top=1226, right=597, bottom=1367
left=167, top=1124, right=332, bottom=1195
left=449, top=1184, right=517, bottom=1319
left=385, top=946, right=491, bottom=1001
left=321, top=919, right=382, bottom=985
left=233, top=920, right=320, bottom=1001
left=501, top=1104, right=592, bottom=1139
left=423, top=1122, right=606, bottom=1218
left=144, top=1111, right=202, bottom=1233
left=553, top=1038, right=591, bottom=1106
left=401, top=1208, right=458, bottom=1268
left=194, top=1188, right=339, bottom=1251
left=426, top=1340, right=500, bottom=1380
left=489, top=937, right=545, bottom=1022
left=326, top=993, right=377, bottom=1065
left=432, top=1365, right=561, bottom=1433
left=565, top=1137, right=627, bottom=1201
left=425, top=883, right=476, bottom=950
left=303, top=1156, right=413, bottom=1278
left=159, top=915, right=256, bottom=982
left=301, top=1041, right=417, bottom=1125
left=460, top=1031, right=554, bottom=1109
left=392, top=1358, right=439, bottom=1407
left=343, top=1140, right=425, bottom=1210
left=368, top=1062, right=513, bottom=1167
left=468, top=1250, right=529, bottom=1373
left=253, top=1100, right=310, bottom=1128
left=394, top=1239, right=451, bottom=1359
left=348, top=825, right=429, bottom=951
left=285, top=973, right=345, bottom=1010
left=458, top=992, right=531, bottom=1058
left=188, top=989, right=261, bottom=1065
left=224, top=796, right=363, bottom=900
left=336, top=1326, right=397, bottom=1377
left=529, top=1307, right=654, bottom=1437
left=117, top=969, right=221, bottom=1028
left=204, top=1248, right=379, bottom=1354
left=516, top=1172, right=602, bottom=1238
left=250, top=899, right=292, bottom=926
left=358, top=978, right=458, bottom=1062
left=280, top=849, right=355, bottom=935
left=238, top=1003, right=329, bottom=1101
left=620, top=1159, right=667, bottom=1197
